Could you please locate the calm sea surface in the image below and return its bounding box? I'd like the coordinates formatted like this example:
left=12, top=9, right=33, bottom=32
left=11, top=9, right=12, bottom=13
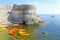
left=36, top=14, right=60, bottom=40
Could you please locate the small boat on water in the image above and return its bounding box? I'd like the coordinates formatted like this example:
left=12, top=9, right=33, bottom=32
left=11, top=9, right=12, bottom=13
left=51, top=15, right=55, bottom=17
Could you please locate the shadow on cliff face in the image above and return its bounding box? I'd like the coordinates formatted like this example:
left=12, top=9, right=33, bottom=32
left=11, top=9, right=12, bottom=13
left=7, top=12, right=14, bottom=24
left=8, top=13, right=26, bottom=25
left=7, top=4, right=25, bottom=24
left=7, top=4, right=28, bottom=24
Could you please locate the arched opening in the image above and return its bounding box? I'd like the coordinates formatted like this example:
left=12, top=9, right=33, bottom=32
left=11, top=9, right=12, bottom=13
left=22, top=21, right=25, bottom=24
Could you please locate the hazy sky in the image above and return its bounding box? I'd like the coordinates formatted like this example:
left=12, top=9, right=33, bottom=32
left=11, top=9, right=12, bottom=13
left=0, top=0, right=60, bottom=14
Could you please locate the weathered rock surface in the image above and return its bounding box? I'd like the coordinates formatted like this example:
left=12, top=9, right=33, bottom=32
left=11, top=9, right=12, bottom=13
left=0, top=4, right=44, bottom=25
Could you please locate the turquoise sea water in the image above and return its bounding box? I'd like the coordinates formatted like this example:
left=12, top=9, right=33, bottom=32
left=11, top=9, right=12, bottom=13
left=36, top=14, right=60, bottom=40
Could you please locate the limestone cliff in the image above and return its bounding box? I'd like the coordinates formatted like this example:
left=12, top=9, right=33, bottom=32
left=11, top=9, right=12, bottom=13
left=0, top=4, right=44, bottom=25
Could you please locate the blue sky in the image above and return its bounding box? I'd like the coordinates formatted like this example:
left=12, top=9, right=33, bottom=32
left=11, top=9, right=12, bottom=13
left=0, top=0, right=60, bottom=14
